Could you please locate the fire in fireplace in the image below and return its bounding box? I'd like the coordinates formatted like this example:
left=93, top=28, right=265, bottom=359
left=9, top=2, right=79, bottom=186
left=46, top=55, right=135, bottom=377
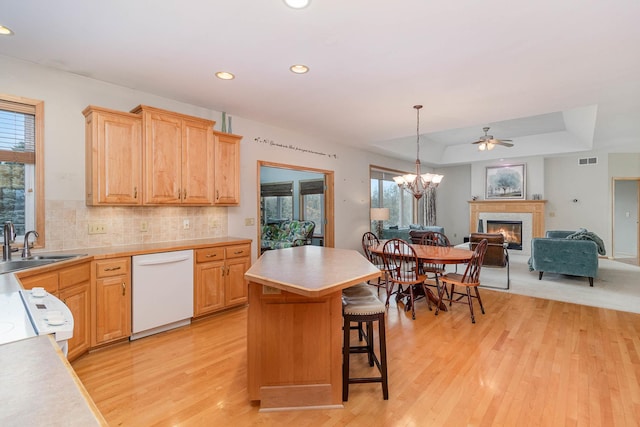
left=487, top=220, right=523, bottom=250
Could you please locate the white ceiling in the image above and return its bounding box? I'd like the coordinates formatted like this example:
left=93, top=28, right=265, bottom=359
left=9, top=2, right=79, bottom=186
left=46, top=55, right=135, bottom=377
left=2, top=0, right=640, bottom=165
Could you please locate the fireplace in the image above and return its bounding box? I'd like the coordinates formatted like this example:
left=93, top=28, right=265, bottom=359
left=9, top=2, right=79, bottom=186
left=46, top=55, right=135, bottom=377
left=487, top=220, right=523, bottom=250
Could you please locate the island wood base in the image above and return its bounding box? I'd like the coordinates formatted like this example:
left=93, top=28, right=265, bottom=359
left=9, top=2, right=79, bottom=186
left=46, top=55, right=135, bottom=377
left=247, top=282, right=344, bottom=410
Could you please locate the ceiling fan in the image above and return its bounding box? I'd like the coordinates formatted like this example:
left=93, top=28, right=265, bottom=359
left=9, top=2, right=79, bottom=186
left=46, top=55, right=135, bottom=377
left=472, top=127, right=514, bottom=151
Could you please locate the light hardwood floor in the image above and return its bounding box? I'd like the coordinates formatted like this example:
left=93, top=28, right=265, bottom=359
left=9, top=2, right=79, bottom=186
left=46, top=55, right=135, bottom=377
left=72, top=289, right=640, bottom=426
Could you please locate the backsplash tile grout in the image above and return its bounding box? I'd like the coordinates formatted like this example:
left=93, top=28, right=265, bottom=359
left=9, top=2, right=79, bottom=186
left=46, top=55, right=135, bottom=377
left=43, top=200, right=228, bottom=251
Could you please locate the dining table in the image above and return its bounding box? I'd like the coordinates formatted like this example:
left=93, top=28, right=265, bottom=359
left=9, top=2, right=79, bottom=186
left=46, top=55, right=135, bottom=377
left=369, top=242, right=475, bottom=311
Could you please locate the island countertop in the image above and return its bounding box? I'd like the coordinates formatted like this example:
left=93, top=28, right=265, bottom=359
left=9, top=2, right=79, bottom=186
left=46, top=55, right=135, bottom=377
left=244, top=245, right=381, bottom=298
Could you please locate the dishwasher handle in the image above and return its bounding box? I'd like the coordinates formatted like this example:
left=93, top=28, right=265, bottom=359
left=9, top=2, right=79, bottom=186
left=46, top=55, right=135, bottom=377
left=135, top=255, right=191, bottom=266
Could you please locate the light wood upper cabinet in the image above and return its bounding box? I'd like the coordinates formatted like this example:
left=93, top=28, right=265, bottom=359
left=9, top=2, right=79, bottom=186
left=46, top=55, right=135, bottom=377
left=133, top=105, right=215, bottom=205
left=213, top=131, right=241, bottom=206
left=83, top=106, right=143, bottom=205
left=84, top=104, right=241, bottom=206
left=183, top=119, right=215, bottom=204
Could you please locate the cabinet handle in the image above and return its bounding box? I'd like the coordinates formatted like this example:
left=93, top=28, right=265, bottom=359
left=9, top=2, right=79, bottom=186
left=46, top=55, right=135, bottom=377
left=226, top=266, right=230, bottom=275
left=178, top=190, right=181, bottom=200
left=233, top=250, right=244, bottom=255
left=183, top=189, right=187, bottom=199
left=122, top=282, right=126, bottom=296
left=216, top=190, right=219, bottom=200
left=206, top=253, right=217, bottom=258
left=134, top=186, right=138, bottom=199
left=104, top=266, right=122, bottom=272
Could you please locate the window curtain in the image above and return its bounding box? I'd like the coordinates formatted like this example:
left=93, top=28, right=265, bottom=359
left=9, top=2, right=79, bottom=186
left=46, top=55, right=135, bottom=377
left=425, top=186, right=437, bottom=226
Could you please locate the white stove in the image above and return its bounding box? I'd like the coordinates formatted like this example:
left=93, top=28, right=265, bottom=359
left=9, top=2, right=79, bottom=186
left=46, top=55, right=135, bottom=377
left=0, top=289, right=74, bottom=356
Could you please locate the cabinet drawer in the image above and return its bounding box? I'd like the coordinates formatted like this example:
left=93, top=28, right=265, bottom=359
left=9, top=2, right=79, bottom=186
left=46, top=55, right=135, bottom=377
left=225, top=244, right=251, bottom=259
left=59, top=262, right=91, bottom=290
left=19, top=272, right=59, bottom=294
left=195, top=247, right=225, bottom=263
left=95, top=257, right=130, bottom=278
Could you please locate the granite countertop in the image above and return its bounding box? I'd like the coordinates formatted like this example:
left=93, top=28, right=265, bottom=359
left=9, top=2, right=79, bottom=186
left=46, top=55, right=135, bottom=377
left=0, top=335, right=107, bottom=426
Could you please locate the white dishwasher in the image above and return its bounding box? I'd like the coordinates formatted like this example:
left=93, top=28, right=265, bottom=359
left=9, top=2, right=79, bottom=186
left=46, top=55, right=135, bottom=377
left=131, top=249, right=194, bottom=340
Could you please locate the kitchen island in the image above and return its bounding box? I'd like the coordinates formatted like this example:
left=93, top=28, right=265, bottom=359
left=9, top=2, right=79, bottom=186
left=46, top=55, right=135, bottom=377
left=245, top=246, right=381, bottom=410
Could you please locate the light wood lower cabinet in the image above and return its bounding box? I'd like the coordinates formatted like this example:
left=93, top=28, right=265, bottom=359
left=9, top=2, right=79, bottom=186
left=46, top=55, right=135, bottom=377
left=92, top=257, right=131, bottom=346
left=17, top=260, right=92, bottom=362
left=59, top=282, right=90, bottom=361
left=194, top=244, right=250, bottom=317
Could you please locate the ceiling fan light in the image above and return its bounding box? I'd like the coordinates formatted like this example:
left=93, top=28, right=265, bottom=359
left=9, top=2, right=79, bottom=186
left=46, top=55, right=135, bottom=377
left=478, top=143, right=486, bottom=151
left=487, top=142, right=495, bottom=150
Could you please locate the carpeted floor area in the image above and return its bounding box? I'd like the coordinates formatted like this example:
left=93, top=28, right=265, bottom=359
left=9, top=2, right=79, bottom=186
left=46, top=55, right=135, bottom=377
left=471, top=253, right=640, bottom=314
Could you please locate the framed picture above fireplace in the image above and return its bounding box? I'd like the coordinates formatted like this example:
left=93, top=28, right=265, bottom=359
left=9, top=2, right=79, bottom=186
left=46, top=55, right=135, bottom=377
left=485, top=164, right=526, bottom=199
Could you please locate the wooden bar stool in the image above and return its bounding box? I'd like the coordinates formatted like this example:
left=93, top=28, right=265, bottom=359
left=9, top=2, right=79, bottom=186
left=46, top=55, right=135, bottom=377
left=342, top=286, right=389, bottom=401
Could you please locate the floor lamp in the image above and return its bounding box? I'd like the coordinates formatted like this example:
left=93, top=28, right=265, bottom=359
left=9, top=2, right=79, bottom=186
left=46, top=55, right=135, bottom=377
left=370, top=208, right=390, bottom=239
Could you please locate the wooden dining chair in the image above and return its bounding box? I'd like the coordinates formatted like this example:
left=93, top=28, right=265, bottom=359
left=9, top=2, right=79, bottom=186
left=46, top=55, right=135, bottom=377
left=382, top=238, right=428, bottom=320
left=436, top=239, right=488, bottom=323
left=418, top=231, right=451, bottom=307
left=361, top=232, right=389, bottom=296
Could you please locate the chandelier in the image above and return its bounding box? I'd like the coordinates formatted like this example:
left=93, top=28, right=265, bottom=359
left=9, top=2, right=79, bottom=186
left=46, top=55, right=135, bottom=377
left=392, top=105, right=444, bottom=200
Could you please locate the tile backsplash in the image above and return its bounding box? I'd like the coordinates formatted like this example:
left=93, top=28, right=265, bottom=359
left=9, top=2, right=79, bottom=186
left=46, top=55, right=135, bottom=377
left=43, top=200, right=228, bottom=251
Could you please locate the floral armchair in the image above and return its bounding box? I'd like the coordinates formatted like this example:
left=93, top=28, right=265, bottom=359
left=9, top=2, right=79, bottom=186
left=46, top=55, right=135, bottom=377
left=261, top=220, right=316, bottom=253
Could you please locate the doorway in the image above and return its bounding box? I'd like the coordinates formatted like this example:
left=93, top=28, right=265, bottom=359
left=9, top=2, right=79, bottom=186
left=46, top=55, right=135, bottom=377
left=257, top=161, right=335, bottom=257
left=612, top=178, right=639, bottom=265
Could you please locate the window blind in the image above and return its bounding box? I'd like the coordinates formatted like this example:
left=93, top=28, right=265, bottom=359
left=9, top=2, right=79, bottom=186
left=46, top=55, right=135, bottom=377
left=299, top=179, right=324, bottom=195
left=0, top=99, right=36, bottom=163
left=261, top=181, right=293, bottom=197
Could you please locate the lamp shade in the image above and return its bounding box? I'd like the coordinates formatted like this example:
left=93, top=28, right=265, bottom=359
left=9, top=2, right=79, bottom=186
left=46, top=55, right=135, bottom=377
left=370, top=208, right=390, bottom=221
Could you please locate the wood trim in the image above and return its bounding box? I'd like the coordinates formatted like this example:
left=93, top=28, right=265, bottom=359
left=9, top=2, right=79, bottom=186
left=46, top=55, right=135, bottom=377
left=469, top=200, right=547, bottom=238
left=256, top=161, right=335, bottom=256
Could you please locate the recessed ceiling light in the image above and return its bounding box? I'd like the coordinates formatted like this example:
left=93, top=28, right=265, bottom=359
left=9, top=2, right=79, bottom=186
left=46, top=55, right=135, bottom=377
left=215, top=71, right=235, bottom=80
left=284, top=0, right=311, bottom=9
left=289, top=64, right=309, bottom=74
left=0, top=25, right=14, bottom=36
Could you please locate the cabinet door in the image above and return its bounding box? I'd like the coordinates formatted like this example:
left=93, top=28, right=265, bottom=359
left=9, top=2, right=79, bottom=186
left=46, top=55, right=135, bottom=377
left=18, top=271, right=59, bottom=295
left=225, top=256, right=250, bottom=307
left=94, top=275, right=131, bottom=345
left=87, top=109, right=142, bottom=205
left=182, top=119, right=214, bottom=205
left=59, top=283, right=91, bottom=362
left=144, top=111, right=182, bottom=204
left=194, top=260, right=225, bottom=316
left=213, top=132, right=241, bottom=206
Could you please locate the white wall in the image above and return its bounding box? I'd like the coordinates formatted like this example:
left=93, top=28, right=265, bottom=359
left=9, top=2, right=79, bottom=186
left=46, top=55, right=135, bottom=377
left=0, top=55, right=405, bottom=259
left=3, top=54, right=638, bottom=259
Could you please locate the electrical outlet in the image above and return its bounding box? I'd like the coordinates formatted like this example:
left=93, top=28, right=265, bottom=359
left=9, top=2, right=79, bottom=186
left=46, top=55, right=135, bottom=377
left=209, top=218, right=219, bottom=229
left=140, top=221, right=149, bottom=232
left=183, top=219, right=190, bottom=230
left=244, top=217, right=255, bottom=226
left=88, top=222, right=107, bottom=234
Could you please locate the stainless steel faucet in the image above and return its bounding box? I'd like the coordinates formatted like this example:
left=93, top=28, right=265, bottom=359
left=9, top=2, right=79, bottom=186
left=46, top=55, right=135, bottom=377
left=22, top=230, right=39, bottom=258
left=3, top=221, right=16, bottom=261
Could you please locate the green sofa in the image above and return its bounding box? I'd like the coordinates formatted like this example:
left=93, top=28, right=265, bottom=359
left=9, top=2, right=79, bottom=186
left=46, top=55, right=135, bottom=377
left=528, top=230, right=603, bottom=286
left=261, top=220, right=315, bottom=253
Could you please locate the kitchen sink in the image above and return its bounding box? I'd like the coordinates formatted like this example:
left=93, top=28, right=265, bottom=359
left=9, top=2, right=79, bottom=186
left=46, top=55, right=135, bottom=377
left=0, top=259, right=58, bottom=274
left=25, top=254, right=81, bottom=261
left=0, top=254, right=85, bottom=275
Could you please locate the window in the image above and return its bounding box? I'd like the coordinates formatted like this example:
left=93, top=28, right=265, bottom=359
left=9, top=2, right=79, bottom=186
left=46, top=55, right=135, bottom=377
left=261, top=181, right=293, bottom=224
left=299, top=179, right=324, bottom=237
left=0, top=94, right=44, bottom=247
left=370, top=167, right=415, bottom=229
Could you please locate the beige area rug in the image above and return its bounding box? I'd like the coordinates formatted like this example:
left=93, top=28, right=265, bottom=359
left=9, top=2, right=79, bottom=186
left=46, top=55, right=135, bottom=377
left=459, top=253, right=640, bottom=314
